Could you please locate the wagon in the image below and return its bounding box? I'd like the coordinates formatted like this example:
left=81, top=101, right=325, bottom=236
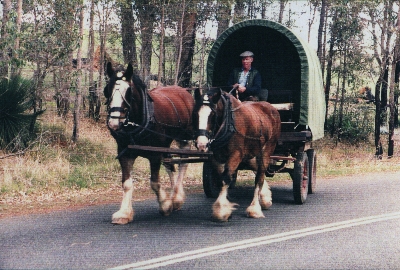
left=202, top=19, right=326, bottom=204
left=128, top=19, right=325, bottom=205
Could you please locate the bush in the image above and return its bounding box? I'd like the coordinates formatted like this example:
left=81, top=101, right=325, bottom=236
left=326, top=104, right=374, bottom=143
left=0, top=76, right=37, bottom=151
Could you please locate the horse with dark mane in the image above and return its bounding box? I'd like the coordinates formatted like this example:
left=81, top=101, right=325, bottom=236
left=194, top=88, right=281, bottom=221
left=104, top=62, right=194, bottom=224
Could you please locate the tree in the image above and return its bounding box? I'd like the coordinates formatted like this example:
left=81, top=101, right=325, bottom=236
left=120, top=0, right=138, bottom=66
left=175, top=2, right=197, bottom=87
left=388, top=6, right=400, bottom=157
left=135, top=0, right=158, bottom=85
left=88, top=0, right=98, bottom=120
left=278, top=0, right=289, bottom=23
left=317, top=0, right=327, bottom=68
left=72, top=1, right=85, bottom=142
left=0, top=0, right=12, bottom=77
left=216, top=0, right=232, bottom=37
left=368, top=0, right=397, bottom=157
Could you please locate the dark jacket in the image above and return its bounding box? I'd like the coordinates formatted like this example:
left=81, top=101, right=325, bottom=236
left=228, top=67, right=262, bottom=100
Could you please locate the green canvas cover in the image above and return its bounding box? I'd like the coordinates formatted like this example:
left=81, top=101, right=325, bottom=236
left=207, top=19, right=325, bottom=140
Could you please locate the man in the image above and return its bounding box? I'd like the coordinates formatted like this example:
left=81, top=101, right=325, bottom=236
left=227, top=51, right=261, bottom=101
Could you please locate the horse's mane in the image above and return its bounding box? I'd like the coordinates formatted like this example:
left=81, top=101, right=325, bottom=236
left=131, top=73, right=146, bottom=93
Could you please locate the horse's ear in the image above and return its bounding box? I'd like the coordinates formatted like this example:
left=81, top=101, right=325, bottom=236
left=210, top=88, right=222, bottom=104
left=106, top=62, right=114, bottom=78
left=124, top=63, right=134, bottom=81
left=194, top=88, right=202, bottom=101
left=103, top=85, right=110, bottom=99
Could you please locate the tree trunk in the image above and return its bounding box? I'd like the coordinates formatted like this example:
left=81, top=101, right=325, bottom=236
left=388, top=8, right=400, bottom=157
left=72, top=3, right=85, bottom=142
left=317, top=0, right=326, bottom=67
left=88, top=0, right=96, bottom=119
left=177, top=12, right=197, bottom=87
left=337, top=45, right=347, bottom=142
left=0, top=0, right=11, bottom=77
left=324, top=14, right=336, bottom=130
left=136, top=1, right=157, bottom=86
left=278, top=0, right=288, bottom=24
left=216, top=0, right=231, bottom=37
left=232, top=0, right=245, bottom=24
left=157, top=2, right=165, bottom=86
left=174, top=0, right=186, bottom=85
left=12, top=0, right=23, bottom=76
left=375, top=73, right=383, bottom=158
left=120, top=0, right=137, bottom=66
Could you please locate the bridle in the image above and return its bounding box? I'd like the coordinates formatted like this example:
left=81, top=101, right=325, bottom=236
left=106, top=78, right=132, bottom=125
left=196, top=94, right=217, bottom=140
left=196, top=92, right=236, bottom=150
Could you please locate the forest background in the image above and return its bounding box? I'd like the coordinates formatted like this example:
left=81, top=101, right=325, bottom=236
left=1, top=0, right=400, bottom=213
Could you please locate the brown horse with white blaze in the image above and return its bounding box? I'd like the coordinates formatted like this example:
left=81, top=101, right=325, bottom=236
left=104, top=62, right=195, bottom=224
left=195, top=88, right=281, bottom=221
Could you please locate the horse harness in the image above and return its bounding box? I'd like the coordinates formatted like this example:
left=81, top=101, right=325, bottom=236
left=198, top=92, right=267, bottom=151
left=107, top=79, right=191, bottom=151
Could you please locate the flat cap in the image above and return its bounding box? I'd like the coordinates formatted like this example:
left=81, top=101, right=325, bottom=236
left=240, top=51, right=254, bottom=57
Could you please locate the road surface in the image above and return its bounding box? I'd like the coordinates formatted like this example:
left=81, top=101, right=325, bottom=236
left=1, top=171, right=400, bottom=269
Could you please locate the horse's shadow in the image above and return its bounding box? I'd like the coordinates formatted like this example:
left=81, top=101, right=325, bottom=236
left=227, top=184, right=295, bottom=206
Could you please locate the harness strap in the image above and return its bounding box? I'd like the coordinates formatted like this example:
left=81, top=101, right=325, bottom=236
left=209, top=93, right=237, bottom=151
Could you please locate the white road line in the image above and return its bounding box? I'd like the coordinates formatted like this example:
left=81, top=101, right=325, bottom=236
left=109, top=211, right=400, bottom=270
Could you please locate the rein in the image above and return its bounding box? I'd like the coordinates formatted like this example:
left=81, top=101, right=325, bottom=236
left=207, top=93, right=237, bottom=151
left=108, top=82, right=192, bottom=152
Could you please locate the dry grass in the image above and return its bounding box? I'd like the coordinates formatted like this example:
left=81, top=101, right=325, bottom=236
left=1, top=110, right=400, bottom=218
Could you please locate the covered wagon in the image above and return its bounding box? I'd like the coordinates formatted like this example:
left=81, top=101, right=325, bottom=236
left=203, top=19, right=326, bottom=204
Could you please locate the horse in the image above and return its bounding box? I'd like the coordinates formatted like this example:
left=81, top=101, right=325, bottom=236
left=104, top=62, right=195, bottom=224
left=194, top=88, right=281, bottom=221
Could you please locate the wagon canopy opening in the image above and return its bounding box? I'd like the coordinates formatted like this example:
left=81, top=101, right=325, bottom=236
left=207, top=19, right=325, bottom=141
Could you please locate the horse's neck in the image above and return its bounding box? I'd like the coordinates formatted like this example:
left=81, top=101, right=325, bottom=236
left=131, top=87, right=145, bottom=123
left=226, top=94, right=242, bottom=109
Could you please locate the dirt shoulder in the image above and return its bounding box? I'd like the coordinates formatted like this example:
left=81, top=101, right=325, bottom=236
left=0, top=183, right=206, bottom=219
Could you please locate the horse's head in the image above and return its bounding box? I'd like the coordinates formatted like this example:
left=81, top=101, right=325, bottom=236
left=104, top=62, right=145, bottom=131
left=194, top=88, right=223, bottom=152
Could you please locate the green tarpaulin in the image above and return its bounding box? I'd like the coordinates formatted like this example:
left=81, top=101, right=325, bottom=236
left=207, top=19, right=325, bottom=141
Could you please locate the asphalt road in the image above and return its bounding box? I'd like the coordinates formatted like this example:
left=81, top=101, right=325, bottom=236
left=1, top=171, right=400, bottom=269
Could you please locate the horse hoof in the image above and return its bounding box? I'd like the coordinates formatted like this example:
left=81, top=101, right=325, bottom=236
left=211, top=213, right=232, bottom=222
left=246, top=205, right=265, bottom=218
left=260, top=200, right=272, bottom=210
left=246, top=209, right=265, bottom=218
left=173, top=200, right=184, bottom=211
left=111, top=217, right=131, bottom=225
left=159, top=200, right=173, bottom=216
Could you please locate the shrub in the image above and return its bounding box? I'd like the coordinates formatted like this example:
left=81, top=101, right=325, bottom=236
left=326, top=104, right=374, bottom=143
left=0, top=76, right=37, bottom=151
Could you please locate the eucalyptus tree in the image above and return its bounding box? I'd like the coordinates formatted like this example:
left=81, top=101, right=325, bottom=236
left=325, top=0, right=369, bottom=142
left=0, top=0, right=12, bottom=77
left=20, top=0, right=81, bottom=118
left=366, top=0, right=398, bottom=157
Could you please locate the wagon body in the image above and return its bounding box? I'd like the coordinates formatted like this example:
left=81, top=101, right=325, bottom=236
left=207, top=19, right=325, bottom=141
left=203, top=19, right=326, bottom=203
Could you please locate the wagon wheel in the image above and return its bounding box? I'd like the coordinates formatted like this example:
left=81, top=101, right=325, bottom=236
left=292, top=152, right=309, bottom=204
left=202, top=162, right=237, bottom=198
left=306, top=149, right=317, bottom=194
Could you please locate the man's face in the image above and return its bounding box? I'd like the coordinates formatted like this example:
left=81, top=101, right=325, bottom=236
left=241, top=56, right=253, bottom=70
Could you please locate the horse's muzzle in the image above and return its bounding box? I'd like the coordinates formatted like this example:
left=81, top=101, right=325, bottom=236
left=196, top=135, right=209, bottom=152
left=108, top=119, right=124, bottom=131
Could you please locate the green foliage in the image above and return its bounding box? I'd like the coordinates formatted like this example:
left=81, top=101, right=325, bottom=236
left=0, top=76, right=37, bottom=151
left=327, top=104, right=374, bottom=143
